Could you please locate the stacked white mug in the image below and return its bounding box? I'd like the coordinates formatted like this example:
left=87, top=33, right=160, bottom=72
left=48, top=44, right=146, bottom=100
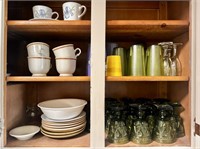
left=52, top=44, right=81, bottom=76
left=27, top=42, right=51, bottom=76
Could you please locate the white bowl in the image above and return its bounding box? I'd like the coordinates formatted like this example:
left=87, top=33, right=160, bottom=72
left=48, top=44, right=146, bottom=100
left=9, top=125, right=40, bottom=140
left=28, top=57, right=51, bottom=76
left=27, top=42, right=50, bottom=57
left=52, top=44, right=81, bottom=58
left=38, top=99, right=87, bottom=120
left=55, top=58, right=76, bottom=76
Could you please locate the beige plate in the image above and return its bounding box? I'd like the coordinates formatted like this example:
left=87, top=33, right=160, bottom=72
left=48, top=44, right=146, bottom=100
left=42, top=122, right=86, bottom=132
left=41, top=125, right=86, bottom=135
left=41, top=127, right=85, bottom=139
left=41, top=111, right=86, bottom=123
left=42, top=117, right=86, bottom=126
left=42, top=119, right=86, bottom=129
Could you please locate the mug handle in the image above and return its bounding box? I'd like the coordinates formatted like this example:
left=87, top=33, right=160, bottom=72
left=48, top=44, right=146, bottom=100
left=52, top=11, right=59, bottom=20
left=78, top=5, right=87, bottom=19
left=75, top=48, right=82, bottom=58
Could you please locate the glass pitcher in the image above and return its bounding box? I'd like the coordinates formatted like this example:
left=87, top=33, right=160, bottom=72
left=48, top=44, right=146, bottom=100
left=170, top=43, right=183, bottom=76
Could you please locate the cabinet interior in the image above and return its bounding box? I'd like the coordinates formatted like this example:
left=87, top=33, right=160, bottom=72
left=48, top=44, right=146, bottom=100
left=4, top=0, right=191, bottom=148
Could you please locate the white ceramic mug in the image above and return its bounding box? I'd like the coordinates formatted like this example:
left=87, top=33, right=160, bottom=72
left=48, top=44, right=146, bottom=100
left=32, top=5, right=59, bottom=20
left=52, top=44, right=81, bottom=58
left=55, top=58, right=76, bottom=76
left=62, top=2, right=87, bottom=20
left=28, top=57, right=51, bottom=76
left=27, top=42, right=50, bottom=57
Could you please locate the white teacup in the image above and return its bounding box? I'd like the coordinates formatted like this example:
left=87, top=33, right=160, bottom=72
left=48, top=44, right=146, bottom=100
left=55, top=58, right=76, bottom=76
left=32, top=5, right=59, bottom=20
left=28, top=57, right=51, bottom=76
left=27, top=42, right=50, bottom=57
left=62, top=2, right=87, bottom=20
left=52, top=44, right=81, bottom=58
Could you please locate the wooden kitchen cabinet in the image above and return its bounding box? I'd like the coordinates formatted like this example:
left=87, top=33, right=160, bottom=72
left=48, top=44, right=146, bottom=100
left=0, top=0, right=200, bottom=148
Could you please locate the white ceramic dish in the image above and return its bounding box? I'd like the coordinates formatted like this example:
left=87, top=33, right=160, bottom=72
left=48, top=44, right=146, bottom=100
left=38, top=99, right=87, bottom=120
left=27, top=42, right=50, bottom=57
left=55, top=58, right=76, bottom=76
left=52, top=44, right=81, bottom=58
left=9, top=125, right=40, bottom=140
left=27, top=57, right=51, bottom=77
left=41, top=110, right=86, bottom=122
left=42, top=122, right=86, bottom=132
left=42, top=118, right=86, bottom=128
left=41, top=127, right=85, bottom=138
left=41, top=126, right=85, bottom=135
left=29, top=18, right=58, bottom=21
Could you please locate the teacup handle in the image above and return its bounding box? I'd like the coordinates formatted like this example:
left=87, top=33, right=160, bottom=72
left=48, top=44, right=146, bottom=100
left=78, top=5, right=87, bottom=19
left=75, top=48, right=81, bottom=58
left=52, top=11, right=59, bottom=20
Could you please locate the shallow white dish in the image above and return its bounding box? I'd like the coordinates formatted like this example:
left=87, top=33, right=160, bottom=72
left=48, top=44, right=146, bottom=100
left=41, top=111, right=86, bottom=122
left=29, top=18, right=58, bottom=21
left=38, top=99, right=87, bottom=120
left=9, top=125, right=40, bottom=140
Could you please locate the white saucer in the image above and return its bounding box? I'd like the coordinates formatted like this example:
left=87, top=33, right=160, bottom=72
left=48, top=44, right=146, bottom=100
left=29, top=18, right=58, bottom=21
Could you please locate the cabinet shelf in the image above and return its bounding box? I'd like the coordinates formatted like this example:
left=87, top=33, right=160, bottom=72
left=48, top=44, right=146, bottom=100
left=7, top=20, right=91, bottom=40
left=106, top=76, right=189, bottom=81
left=7, top=76, right=189, bottom=82
left=6, top=76, right=90, bottom=82
left=106, top=136, right=190, bottom=147
left=7, top=20, right=189, bottom=41
left=107, top=20, right=189, bottom=41
left=7, top=132, right=90, bottom=147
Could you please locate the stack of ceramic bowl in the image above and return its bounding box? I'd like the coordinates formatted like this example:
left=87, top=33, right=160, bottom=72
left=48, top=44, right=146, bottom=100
left=27, top=42, right=51, bottom=76
left=38, top=99, right=87, bottom=139
left=52, top=44, right=81, bottom=76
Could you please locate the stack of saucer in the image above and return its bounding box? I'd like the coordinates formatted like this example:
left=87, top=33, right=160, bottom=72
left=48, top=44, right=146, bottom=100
left=41, top=111, right=86, bottom=139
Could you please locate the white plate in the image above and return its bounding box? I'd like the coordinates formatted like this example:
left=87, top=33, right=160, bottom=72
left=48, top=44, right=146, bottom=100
left=29, top=18, right=58, bottom=21
left=41, top=127, right=85, bottom=139
left=42, top=119, right=86, bottom=128
left=41, top=125, right=86, bottom=135
left=42, top=122, right=86, bottom=132
left=9, top=125, right=40, bottom=140
left=41, top=111, right=86, bottom=122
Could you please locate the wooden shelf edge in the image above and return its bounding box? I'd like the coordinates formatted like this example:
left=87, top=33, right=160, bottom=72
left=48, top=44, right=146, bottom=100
left=6, top=76, right=90, bottom=82
left=106, top=76, right=189, bottom=81
left=7, top=20, right=91, bottom=26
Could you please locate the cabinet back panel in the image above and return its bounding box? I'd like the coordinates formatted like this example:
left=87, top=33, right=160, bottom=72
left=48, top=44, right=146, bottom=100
left=106, top=1, right=189, bottom=20
left=8, top=1, right=91, bottom=20
left=105, top=82, right=167, bottom=99
left=167, top=1, right=189, bottom=20
left=107, top=1, right=160, bottom=20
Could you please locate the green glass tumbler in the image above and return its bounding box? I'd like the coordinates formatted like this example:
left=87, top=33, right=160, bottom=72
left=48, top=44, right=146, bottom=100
left=128, top=45, right=146, bottom=76
left=146, top=45, right=163, bottom=76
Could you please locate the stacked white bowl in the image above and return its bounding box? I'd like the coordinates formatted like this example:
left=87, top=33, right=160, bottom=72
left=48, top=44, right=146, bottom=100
left=52, top=44, right=81, bottom=76
left=27, top=42, right=51, bottom=76
left=37, top=98, right=87, bottom=139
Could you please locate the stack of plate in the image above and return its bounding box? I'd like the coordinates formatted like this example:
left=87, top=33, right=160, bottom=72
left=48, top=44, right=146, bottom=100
left=41, top=111, right=86, bottom=139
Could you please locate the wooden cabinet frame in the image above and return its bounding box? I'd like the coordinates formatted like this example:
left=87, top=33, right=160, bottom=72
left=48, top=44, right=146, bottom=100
left=0, top=0, right=200, bottom=148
